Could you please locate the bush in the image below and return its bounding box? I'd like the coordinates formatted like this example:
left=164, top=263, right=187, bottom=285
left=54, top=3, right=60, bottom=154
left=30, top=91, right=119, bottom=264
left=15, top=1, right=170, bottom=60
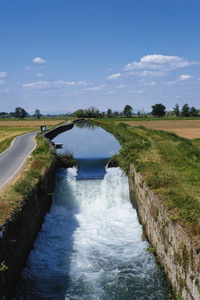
left=56, top=150, right=75, bottom=168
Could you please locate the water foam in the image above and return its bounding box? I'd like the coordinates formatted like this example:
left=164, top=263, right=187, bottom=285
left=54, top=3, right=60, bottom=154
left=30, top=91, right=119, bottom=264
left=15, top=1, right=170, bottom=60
left=12, top=167, right=170, bottom=299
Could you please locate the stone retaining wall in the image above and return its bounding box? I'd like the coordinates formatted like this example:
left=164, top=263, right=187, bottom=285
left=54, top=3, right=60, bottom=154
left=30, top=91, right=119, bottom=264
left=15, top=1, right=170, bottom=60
left=129, top=164, right=200, bottom=299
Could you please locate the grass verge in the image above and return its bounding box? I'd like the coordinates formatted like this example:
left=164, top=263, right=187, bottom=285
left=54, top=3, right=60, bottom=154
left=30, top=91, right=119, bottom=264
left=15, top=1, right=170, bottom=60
left=0, top=134, right=56, bottom=226
left=91, top=119, right=200, bottom=240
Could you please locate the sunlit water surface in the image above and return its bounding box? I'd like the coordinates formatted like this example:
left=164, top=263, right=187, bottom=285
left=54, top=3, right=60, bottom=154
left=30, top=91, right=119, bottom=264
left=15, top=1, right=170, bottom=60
left=12, top=122, right=171, bottom=299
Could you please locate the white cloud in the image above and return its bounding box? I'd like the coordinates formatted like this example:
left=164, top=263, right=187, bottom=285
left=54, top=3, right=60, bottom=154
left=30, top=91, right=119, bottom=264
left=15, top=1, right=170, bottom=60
left=117, top=85, right=127, bottom=89
left=124, top=54, right=198, bottom=71
left=0, top=80, right=5, bottom=85
left=32, top=57, right=47, bottom=64
left=128, top=90, right=144, bottom=94
left=25, top=66, right=45, bottom=71
left=166, top=74, right=193, bottom=85
left=36, top=73, right=43, bottom=77
left=77, top=81, right=88, bottom=86
left=53, top=80, right=66, bottom=87
left=167, top=81, right=177, bottom=86
left=84, top=86, right=102, bottom=91
left=106, top=90, right=115, bottom=94
left=23, top=80, right=77, bottom=89
left=140, top=71, right=166, bottom=77
left=179, top=74, right=193, bottom=80
left=66, top=81, right=76, bottom=86
left=142, top=81, right=157, bottom=86
left=107, top=73, right=122, bottom=80
left=23, top=81, right=51, bottom=89
left=0, top=72, right=8, bottom=78
left=0, top=88, right=10, bottom=94
left=128, top=70, right=166, bottom=77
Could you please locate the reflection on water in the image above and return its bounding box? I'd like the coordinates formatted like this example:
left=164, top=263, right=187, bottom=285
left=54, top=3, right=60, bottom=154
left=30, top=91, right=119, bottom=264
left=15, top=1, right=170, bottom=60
left=74, top=120, right=96, bottom=129
left=53, top=121, right=121, bottom=159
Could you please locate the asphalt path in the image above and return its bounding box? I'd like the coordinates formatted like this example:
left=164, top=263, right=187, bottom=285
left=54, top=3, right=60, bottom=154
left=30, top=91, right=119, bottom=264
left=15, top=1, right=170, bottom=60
left=0, top=131, right=38, bottom=190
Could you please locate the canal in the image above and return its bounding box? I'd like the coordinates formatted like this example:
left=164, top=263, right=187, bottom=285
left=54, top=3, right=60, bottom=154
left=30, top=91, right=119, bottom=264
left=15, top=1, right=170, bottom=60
left=12, top=121, right=171, bottom=299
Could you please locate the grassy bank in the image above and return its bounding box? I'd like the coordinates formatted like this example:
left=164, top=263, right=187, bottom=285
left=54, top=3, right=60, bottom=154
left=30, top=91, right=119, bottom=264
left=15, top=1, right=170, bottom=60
left=91, top=119, right=200, bottom=240
left=0, top=118, right=77, bottom=226
left=99, top=116, right=200, bottom=122
left=0, top=134, right=56, bottom=226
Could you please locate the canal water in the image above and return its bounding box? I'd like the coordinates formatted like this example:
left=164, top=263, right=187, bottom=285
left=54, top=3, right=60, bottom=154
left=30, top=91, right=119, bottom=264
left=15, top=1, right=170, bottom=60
left=12, top=121, right=171, bottom=299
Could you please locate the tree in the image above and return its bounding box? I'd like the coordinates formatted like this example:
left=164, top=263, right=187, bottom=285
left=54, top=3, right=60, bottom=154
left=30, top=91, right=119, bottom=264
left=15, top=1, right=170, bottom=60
left=190, top=106, right=199, bottom=117
left=85, top=106, right=99, bottom=118
left=75, top=106, right=100, bottom=118
left=151, top=103, right=166, bottom=117
left=75, top=109, right=85, bottom=118
left=15, top=107, right=27, bottom=119
left=123, top=105, right=132, bottom=117
left=181, top=103, right=190, bottom=117
left=99, top=112, right=105, bottom=118
left=137, top=110, right=141, bottom=117
left=173, top=103, right=180, bottom=117
left=35, top=109, right=41, bottom=119
left=107, top=108, right=112, bottom=118
left=113, top=111, right=119, bottom=117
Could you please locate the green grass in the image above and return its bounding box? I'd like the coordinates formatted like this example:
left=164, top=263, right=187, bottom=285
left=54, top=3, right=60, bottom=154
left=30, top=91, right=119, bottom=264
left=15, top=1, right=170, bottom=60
left=0, top=134, right=56, bottom=225
left=96, top=116, right=200, bottom=122
left=91, top=119, right=200, bottom=238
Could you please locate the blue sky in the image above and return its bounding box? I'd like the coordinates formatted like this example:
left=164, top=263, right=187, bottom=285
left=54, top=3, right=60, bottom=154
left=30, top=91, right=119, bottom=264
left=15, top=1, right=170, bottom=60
left=1, top=0, right=200, bottom=114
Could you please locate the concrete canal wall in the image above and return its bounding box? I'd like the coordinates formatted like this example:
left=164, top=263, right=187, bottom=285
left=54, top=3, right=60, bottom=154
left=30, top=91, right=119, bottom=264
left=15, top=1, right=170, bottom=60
left=44, top=122, right=74, bottom=140
left=44, top=119, right=84, bottom=140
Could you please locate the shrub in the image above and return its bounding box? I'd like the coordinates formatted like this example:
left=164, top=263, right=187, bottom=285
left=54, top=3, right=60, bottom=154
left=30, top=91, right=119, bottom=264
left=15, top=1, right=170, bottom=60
left=56, top=150, right=75, bottom=168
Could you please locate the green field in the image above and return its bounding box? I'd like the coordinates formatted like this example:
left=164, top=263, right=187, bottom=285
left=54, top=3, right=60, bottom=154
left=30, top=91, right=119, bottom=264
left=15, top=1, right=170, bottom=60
left=92, top=119, right=200, bottom=242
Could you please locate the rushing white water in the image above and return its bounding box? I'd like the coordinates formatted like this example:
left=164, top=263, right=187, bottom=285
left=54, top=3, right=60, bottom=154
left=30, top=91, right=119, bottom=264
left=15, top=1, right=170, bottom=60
left=12, top=166, right=170, bottom=299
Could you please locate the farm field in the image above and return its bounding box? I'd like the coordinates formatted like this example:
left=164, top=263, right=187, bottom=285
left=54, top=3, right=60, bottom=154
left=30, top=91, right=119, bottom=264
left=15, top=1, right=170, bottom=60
left=0, top=119, right=66, bottom=128
left=92, top=119, right=200, bottom=238
left=120, top=120, right=200, bottom=139
left=0, top=119, right=65, bottom=153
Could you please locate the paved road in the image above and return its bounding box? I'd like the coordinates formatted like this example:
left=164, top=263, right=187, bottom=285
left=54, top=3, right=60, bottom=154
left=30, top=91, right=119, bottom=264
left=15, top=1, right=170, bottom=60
left=0, top=131, right=38, bottom=189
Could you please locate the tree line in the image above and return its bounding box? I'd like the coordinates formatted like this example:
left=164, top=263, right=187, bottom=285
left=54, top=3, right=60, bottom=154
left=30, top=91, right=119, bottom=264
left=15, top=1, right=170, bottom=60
left=151, top=103, right=199, bottom=118
left=74, top=105, right=135, bottom=118
left=75, top=103, right=199, bottom=118
left=0, top=108, right=41, bottom=119
left=0, top=103, right=199, bottom=119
